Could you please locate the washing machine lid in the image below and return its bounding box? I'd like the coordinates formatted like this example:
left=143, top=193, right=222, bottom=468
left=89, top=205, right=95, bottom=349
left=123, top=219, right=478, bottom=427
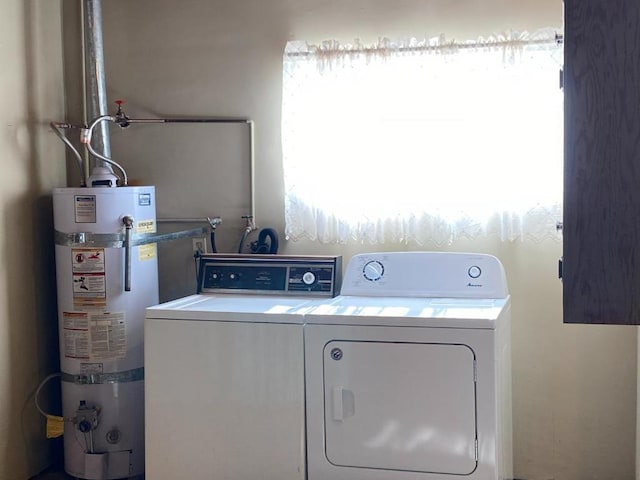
left=305, top=295, right=509, bottom=328
left=146, top=294, right=320, bottom=323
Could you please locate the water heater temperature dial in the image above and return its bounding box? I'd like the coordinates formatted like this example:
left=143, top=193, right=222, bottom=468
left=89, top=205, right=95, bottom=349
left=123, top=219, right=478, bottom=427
left=363, top=260, right=384, bottom=282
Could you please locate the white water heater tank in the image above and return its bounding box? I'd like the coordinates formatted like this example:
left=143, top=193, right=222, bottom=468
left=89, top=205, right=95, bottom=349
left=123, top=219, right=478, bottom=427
left=53, top=186, right=158, bottom=479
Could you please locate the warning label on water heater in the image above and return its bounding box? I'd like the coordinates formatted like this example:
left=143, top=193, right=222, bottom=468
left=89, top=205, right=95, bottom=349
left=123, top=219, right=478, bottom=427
left=62, top=311, right=126, bottom=361
left=138, top=244, right=157, bottom=261
left=71, top=248, right=107, bottom=309
left=62, top=312, right=90, bottom=359
left=72, top=249, right=105, bottom=273
left=136, top=219, right=156, bottom=233
left=89, top=312, right=127, bottom=360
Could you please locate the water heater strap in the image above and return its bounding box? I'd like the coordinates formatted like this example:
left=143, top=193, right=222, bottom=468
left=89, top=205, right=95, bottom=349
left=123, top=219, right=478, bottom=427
left=61, top=367, right=144, bottom=385
left=55, top=230, right=123, bottom=248
left=55, top=227, right=208, bottom=248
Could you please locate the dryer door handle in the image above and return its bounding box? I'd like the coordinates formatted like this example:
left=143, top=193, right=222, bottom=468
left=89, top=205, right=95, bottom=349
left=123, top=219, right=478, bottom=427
left=332, top=386, right=344, bottom=421
left=331, top=386, right=355, bottom=422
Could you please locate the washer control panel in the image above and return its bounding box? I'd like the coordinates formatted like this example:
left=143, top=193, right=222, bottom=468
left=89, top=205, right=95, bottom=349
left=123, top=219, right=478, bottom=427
left=197, top=254, right=342, bottom=297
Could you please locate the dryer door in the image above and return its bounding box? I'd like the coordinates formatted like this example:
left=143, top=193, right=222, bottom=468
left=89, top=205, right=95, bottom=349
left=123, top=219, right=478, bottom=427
left=323, top=340, right=477, bottom=475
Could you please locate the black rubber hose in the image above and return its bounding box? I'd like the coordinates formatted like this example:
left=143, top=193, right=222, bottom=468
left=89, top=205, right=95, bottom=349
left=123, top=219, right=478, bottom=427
left=210, top=230, right=217, bottom=253
left=252, top=228, right=279, bottom=254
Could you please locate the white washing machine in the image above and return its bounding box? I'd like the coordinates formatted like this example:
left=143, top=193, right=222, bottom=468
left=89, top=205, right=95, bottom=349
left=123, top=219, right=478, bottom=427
left=304, top=252, right=512, bottom=480
left=144, top=254, right=341, bottom=480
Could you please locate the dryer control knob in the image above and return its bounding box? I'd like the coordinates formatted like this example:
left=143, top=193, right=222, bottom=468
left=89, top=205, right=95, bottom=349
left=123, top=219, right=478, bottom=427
left=363, top=260, right=384, bottom=282
left=468, top=266, right=482, bottom=279
left=302, top=271, right=316, bottom=285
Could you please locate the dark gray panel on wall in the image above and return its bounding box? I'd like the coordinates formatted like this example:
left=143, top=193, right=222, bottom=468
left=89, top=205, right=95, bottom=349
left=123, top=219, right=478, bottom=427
left=563, top=0, right=640, bottom=324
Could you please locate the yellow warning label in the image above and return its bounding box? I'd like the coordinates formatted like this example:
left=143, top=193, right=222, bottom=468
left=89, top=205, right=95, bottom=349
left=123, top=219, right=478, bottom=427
left=138, top=243, right=157, bottom=261
left=46, top=415, right=64, bottom=438
left=136, top=219, right=156, bottom=233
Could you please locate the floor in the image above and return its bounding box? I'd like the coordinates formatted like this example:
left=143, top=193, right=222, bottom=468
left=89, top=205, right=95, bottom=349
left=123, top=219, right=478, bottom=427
left=30, top=469, right=73, bottom=480
left=30, top=469, right=142, bottom=480
left=28, top=449, right=142, bottom=480
left=29, top=443, right=71, bottom=480
left=27, top=444, right=138, bottom=480
left=30, top=465, right=143, bottom=480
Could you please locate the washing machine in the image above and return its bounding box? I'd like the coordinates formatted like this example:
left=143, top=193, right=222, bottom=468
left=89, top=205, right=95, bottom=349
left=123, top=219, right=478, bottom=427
left=144, top=254, right=341, bottom=480
left=304, top=252, right=512, bottom=480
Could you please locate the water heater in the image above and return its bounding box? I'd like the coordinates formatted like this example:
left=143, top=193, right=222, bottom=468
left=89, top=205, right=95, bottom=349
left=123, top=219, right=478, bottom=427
left=53, top=186, right=158, bottom=479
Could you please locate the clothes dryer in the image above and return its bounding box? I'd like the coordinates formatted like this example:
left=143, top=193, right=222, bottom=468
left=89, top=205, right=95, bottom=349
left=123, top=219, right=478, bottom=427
left=304, top=252, right=512, bottom=480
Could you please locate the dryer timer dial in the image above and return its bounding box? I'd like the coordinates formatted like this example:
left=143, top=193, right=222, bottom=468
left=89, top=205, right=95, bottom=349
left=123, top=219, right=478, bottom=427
left=363, top=260, right=384, bottom=281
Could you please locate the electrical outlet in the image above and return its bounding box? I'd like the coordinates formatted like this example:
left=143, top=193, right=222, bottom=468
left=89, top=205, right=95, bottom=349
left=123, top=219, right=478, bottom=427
left=192, top=237, right=207, bottom=255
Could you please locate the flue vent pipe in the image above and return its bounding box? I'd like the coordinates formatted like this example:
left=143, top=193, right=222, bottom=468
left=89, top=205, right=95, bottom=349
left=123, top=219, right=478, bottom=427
left=83, top=0, right=112, bottom=174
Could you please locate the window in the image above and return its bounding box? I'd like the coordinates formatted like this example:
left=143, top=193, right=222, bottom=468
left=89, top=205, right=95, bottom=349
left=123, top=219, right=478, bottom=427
left=281, top=30, right=563, bottom=245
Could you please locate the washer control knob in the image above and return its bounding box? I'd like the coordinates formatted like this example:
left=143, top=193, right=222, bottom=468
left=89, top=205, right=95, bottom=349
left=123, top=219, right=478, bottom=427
left=468, top=266, right=482, bottom=279
left=302, top=271, right=316, bottom=285
left=363, top=260, right=384, bottom=282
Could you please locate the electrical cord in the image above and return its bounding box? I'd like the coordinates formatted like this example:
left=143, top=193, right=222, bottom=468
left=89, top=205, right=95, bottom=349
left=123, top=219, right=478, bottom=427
left=35, top=373, right=62, bottom=418
left=35, top=373, right=71, bottom=439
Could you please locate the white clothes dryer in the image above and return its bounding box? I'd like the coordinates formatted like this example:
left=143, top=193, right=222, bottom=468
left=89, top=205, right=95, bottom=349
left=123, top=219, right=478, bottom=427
left=304, top=252, right=512, bottom=480
left=144, top=254, right=341, bottom=480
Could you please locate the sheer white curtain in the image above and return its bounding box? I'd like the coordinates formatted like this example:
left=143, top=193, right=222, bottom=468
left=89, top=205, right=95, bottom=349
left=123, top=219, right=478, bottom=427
left=282, top=30, right=563, bottom=245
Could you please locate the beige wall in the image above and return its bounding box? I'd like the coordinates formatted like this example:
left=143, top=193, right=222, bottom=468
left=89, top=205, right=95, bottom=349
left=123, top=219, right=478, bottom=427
left=57, top=1, right=637, bottom=479
left=0, top=1, right=67, bottom=479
